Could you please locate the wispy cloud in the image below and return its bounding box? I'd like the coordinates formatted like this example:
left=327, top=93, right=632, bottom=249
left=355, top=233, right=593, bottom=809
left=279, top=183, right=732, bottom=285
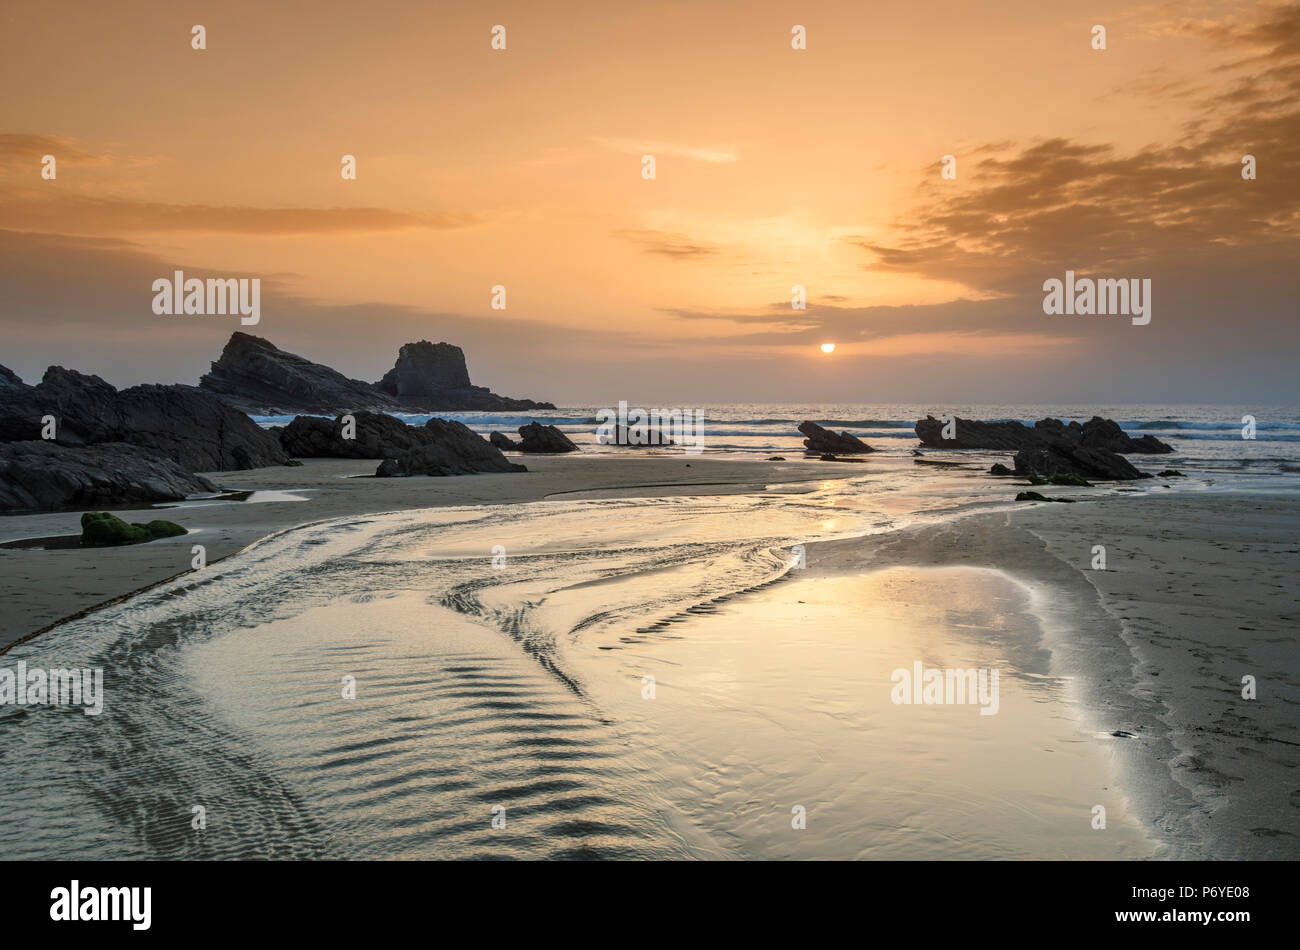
left=615, top=227, right=720, bottom=259
left=0, top=191, right=485, bottom=235
left=594, top=137, right=737, bottom=164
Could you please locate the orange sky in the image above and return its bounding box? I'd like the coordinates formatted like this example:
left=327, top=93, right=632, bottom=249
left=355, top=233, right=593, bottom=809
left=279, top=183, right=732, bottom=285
left=1, top=0, right=1297, bottom=403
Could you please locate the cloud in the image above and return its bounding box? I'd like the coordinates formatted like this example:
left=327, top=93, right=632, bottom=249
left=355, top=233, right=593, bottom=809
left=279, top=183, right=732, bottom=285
left=0, top=133, right=114, bottom=171
left=615, top=227, right=720, bottom=259
left=854, top=4, right=1300, bottom=298
left=594, top=137, right=737, bottom=164
left=0, top=191, right=484, bottom=235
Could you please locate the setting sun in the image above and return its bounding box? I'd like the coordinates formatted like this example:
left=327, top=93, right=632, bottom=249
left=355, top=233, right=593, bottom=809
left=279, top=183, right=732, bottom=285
left=821, top=343, right=836, bottom=354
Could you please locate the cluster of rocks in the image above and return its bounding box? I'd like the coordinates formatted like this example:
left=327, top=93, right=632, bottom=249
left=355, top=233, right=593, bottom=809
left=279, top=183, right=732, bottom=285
left=201, top=334, right=554, bottom=414
left=0, top=364, right=281, bottom=510
left=273, top=410, right=527, bottom=477
left=0, top=337, right=544, bottom=509
left=915, top=414, right=1173, bottom=481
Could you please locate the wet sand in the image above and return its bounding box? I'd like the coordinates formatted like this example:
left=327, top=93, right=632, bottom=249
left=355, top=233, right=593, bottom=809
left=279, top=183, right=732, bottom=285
left=0, top=454, right=822, bottom=651
left=0, top=457, right=1295, bottom=859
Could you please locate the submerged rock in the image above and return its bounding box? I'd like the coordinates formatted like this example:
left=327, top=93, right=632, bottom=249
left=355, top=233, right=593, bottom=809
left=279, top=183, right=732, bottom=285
left=1015, top=490, right=1075, bottom=503
left=798, top=421, right=874, bottom=454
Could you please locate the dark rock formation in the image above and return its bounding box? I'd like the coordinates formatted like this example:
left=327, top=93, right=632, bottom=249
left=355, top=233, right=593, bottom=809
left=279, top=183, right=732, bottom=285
left=798, top=421, right=874, bottom=454
left=376, top=419, right=527, bottom=477
left=915, top=415, right=1172, bottom=454
left=201, top=333, right=555, bottom=413
left=0, top=364, right=24, bottom=390
left=376, top=340, right=555, bottom=411
left=280, top=411, right=428, bottom=459
left=1016, top=490, right=1075, bottom=503
left=517, top=422, right=579, bottom=453
left=1013, top=443, right=1147, bottom=482
left=989, top=462, right=1013, bottom=476
left=489, top=431, right=520, bottom=451
left=378, top=340, right=471, bottom=394
left=0, top=441, right=217, bottom=511
left=0, top=366, right=285, bottom=470
left=201, top=332, right=396, bottom=414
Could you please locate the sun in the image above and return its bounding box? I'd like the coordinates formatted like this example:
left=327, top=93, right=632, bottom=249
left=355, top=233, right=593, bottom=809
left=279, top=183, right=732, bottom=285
left=820, top=343, right=836, bottom=354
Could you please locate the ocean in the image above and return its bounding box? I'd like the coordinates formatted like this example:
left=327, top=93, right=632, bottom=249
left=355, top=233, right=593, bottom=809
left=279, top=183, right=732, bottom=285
left=258, top=403, right=1300, bottom=481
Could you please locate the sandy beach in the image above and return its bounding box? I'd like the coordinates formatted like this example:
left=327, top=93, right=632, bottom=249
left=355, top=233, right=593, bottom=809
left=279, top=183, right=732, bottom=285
left=1, top=455, right=1294, bottom=859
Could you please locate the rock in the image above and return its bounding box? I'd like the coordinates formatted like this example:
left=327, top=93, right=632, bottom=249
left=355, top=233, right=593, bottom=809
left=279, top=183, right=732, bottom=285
left=376, top=340, right=553, bottom=411
left=1016, top=490, right=1075, bottom=503
left=378, top=340, right=471, bottom=394
left=376, top=419, right=527, bottom=476
left=114, top=384, right=287, bottom=471
left=768, top=456, right=786, bottom=461
left=1156, top=469, right=1185, bottom=477
left=1014, top=443, right=1147, bottom=482
left=0, top=441, right=217, bottom=512
left=1075, top=417, right=1173, bottom=454
left=517, top=422, right=579, bottom=453
left=200, top=332, right=396, bottom=414
left=915, top=414, right=1172, bottom=454
left=201, top=333, right=555, bottom=413
left=489, top=431, right=520, bottom=451
left=798, top=421, right=874, bottom=454
left=0, top=367, right=285, bottom=470
left=989, top=463, right=1013, bottom=476
left=280, top=411, right=428, bottom=459
left=916, top=416, right=1031, bottom=450
left=0, top=364, right=25, bottom=390
left=80, top=511, right=187, bottom=546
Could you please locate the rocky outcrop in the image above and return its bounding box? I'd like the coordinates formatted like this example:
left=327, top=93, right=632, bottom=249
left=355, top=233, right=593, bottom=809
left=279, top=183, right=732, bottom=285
left=915, top=415, right=1172, bottom=454
left=377, top=341, right=471, bottom=394
left=200, top=332, right=396, bottom=414
left=0, top=441, right=217, bottom=511
left=199, top=333, right=555, bottom=413
left=376, top=340, right=555, bottom=411
left=279, top=411, right=428, bottom=459
left=489, top=431, right=520, bottom=451
left=0, top=366, right=285, bottom=470
left=376, top=419, right=527, bottom=477
left=517, top=422, right=579, bottom=453
left=798, top=421, right=874, bottom=454
left=915, top=416, right=1029, bottom=451
left=1013, top=442, right=1147, bottom=482
left=0, top=364, right=24, bottom=390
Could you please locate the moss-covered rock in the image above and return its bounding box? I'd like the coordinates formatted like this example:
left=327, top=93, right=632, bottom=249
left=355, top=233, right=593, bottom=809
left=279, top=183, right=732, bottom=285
left=989, top=463, right=1012, bottom=476
left=284, top=459, right=304, bottom=467
left=142, top=519, right=188, bottom=539
left=1047, top=472, right=1091, bottom=487
left=1015, top=491, right=1075, bottom=503
left=80, top=511, right=187, bottom=546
